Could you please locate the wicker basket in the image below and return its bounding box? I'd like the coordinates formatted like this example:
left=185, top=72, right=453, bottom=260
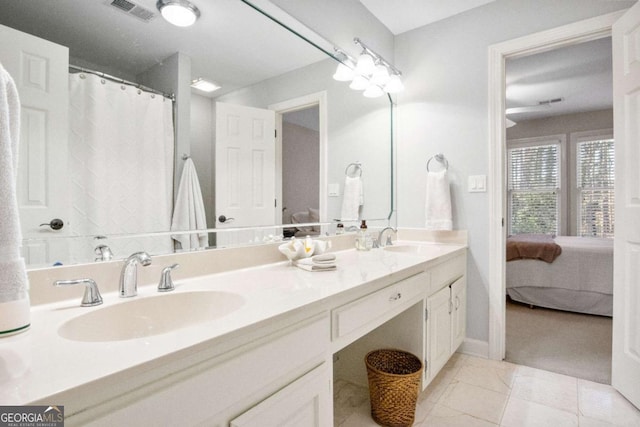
left=365, top=349, right=423, bottom=427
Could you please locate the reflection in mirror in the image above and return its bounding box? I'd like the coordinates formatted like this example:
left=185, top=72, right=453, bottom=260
left=0, top=0, right=394, bottom=268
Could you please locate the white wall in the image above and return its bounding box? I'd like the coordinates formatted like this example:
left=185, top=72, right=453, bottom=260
left=393, top=0, right=633, bottom=344
left=270, top=0, right=394, bottom=60
left=190, top=93, right=215, bottom=235
left=215, top=58, right=393, bottom=223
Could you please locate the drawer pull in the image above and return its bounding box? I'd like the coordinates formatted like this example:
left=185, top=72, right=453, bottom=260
left=389, top=292, right=402, bottom=301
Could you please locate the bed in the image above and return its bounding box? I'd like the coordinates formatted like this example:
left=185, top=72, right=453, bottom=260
left=506, top=235, right=613, bottom=316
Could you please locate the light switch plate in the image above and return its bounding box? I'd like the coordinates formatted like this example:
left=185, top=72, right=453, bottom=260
left=328, top=183, right=340, bottom=197
left=468, top=175, right=487, bottom=192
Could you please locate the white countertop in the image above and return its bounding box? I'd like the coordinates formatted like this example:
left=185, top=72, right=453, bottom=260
left=0, top=241, right=465, bottom=405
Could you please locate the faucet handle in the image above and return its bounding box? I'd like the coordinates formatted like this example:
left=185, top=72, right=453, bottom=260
left=158, top=264, right=179, bottom=292
left=54, top=278, right=103, bottom=307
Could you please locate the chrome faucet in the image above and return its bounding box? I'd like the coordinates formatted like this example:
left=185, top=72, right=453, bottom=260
left=119, top=252, right=152, bottom=298
left=378, top=227, right=397, bottom=247
left=54, top=278, right=103, bottom=307
left=94, top=244, right=113, bottom=262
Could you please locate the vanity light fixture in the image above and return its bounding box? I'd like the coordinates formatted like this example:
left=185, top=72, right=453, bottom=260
left=332, top=38, right=404, bottom=97
left=156, top=0, right=200, bottom=27
left=190, top=77, right=220, bottom=93
left=349, top=75, right=370, bottom=91
left=332, top=51, right=355, bottom=81
left=355, top=51, right=376, bottom=76
left=363, top=84, right=384, bottom=98
left=384, top=73, right=404, bottom=94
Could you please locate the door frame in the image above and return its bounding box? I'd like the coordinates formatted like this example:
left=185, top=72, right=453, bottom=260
left=269, top=91, right=328, bottom=227
left=487, top=10, right=625, bottom=360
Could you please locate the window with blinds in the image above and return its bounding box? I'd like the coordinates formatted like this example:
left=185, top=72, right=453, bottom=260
left=508, top=143, right=560, bottom=235
left=577, top=139, right=615, bottom=237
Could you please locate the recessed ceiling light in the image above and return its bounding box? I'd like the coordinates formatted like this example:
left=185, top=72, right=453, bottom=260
left=191, top=78, right=220, bottom=93
left=156, top=0, right=200, bottom=27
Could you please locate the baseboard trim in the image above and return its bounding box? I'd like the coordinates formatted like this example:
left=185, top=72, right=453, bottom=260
left=459, top=338, right=490, bottom=359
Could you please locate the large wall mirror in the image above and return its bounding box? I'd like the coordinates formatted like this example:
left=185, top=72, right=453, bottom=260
left=0, top=0, right=394, bottom=269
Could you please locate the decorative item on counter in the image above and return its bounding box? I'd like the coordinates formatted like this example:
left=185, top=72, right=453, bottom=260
left=355, top=220, right=372, bottom=251
left=336, top=223, right=344, bottom=235
left=278, top=237, right=333, bottom=263
left=294, top=254, right=337, bottom=272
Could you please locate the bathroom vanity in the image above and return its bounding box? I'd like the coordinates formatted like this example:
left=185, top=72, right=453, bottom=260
left=0, top=231, right=466, bottom=426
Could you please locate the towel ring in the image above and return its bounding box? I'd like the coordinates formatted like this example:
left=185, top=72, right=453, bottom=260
left=426, top=154, right=448, bottom=171
left=345, top=162, right=362, bottom=178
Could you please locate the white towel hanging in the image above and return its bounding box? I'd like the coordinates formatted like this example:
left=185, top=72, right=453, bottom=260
left=171, top=158, right=208, bottom=250
left=425, top=169, right=452, bottom=230
left=340, top=175, right=364, bottom=221
left=0, top=62, right=30, bottom=335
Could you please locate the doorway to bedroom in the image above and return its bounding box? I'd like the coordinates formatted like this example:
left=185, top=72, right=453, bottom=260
left=502, top=36, right=615, bottom=384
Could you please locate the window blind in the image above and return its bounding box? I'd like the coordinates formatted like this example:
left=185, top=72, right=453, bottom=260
left=508, top=143, right=560, bottom=235
left=577, top=139, right=615, bottom=237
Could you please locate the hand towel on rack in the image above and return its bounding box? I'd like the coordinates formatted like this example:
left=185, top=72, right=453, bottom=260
left=0, top=62, right=30, bottom=336
left=425, top=169, right=452, bottom=230
left=171, top=158, right=208, bottom=250
left=340, top=176, right=363, bottom=221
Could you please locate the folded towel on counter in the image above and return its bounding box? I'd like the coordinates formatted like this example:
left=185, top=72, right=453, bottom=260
left=171, top=158, right=208, bottom=250
left=0, top=61, right=30, bottom=335
left=340, top=175, right=363, bottom=221
left=425, top=169, right=452, bottom=230
left=310, top=253, right=336, bottom=264
left=295, top=254, right=337, bottom=272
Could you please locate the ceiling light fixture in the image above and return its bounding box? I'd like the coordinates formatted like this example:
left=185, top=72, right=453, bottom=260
left=191, top=78, right=220, bottom=93
left=156, top=0, right=200, bottom=27
left=332, top=38, right=403, bottom=97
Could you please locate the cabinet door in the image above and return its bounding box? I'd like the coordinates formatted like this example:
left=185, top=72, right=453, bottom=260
left=450, top=277, right=466, bottom=352
left=230, top=363, right=331, bottom=427
left=426, top=285, right=452, bottom=382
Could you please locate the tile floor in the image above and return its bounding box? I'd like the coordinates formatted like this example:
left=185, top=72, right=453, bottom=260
left=334, top=353, right=640, bottom=426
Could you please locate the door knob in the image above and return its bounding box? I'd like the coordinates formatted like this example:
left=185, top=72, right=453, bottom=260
left=218, top=215, right=235, bottom=224
left=40, top=218, right=64, bottom=230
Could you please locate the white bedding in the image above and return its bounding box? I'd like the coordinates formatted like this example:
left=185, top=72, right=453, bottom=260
left=506, top=236, right=613, bottom=316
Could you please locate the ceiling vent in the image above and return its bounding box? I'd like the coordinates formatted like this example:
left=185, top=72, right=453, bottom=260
left=107, top=0, right=156, bottom=22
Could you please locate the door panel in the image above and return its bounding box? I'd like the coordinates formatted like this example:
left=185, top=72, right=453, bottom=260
left=612, top=2, right=640, bottom=408
left=215, top=102, right=275, bottom=246
left=0, top=24, right=69, bottom=266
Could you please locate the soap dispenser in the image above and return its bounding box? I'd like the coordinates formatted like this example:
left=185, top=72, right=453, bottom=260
left=356, top=220, right=370, bottom=251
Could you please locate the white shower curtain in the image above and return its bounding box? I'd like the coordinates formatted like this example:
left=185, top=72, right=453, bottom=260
left=68, top=73, right=174, bottom=260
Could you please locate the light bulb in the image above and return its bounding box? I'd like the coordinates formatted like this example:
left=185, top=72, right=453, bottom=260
left=370, top=64, right=390, bottom=86
left=355, top=52, right=376, bottom=76
left=384, top=74, right=404, bottom=93
left=349, top=75, right=369, bottom=91
left=333, top=63, right=355, bottom=81
left=363, top=84, right=384, bottom=98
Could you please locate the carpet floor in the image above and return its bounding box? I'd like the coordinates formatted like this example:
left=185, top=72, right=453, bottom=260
left=505, top=298, right=612, bottom=384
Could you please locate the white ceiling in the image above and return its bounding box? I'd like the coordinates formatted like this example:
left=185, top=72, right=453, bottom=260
left=359, top=0, right=496, bottom=35
left=506, top=37, right=612, bottom=122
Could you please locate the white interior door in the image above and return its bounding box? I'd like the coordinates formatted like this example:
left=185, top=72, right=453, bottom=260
left=612, top=2, right=640, bottom=409
left=215, top=102, right=275, bottom=246
left=0, top=24, right=69, bottom=266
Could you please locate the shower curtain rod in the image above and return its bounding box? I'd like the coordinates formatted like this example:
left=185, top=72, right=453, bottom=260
left=68, top=64, right=175, bottom=101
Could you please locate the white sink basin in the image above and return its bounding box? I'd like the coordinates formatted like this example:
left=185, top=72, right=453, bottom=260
left=58, top=291, right=245, bottom=342
left=383, top=244, right=447, bottom=257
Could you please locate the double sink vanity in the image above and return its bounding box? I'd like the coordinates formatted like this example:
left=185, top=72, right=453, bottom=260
left=0, top=230, right=467, bottom=426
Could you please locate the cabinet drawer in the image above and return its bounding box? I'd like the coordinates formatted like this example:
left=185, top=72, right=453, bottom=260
left=332, top=272, right=428, bottom=340
left=430, top=253, right=465, bottom=294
